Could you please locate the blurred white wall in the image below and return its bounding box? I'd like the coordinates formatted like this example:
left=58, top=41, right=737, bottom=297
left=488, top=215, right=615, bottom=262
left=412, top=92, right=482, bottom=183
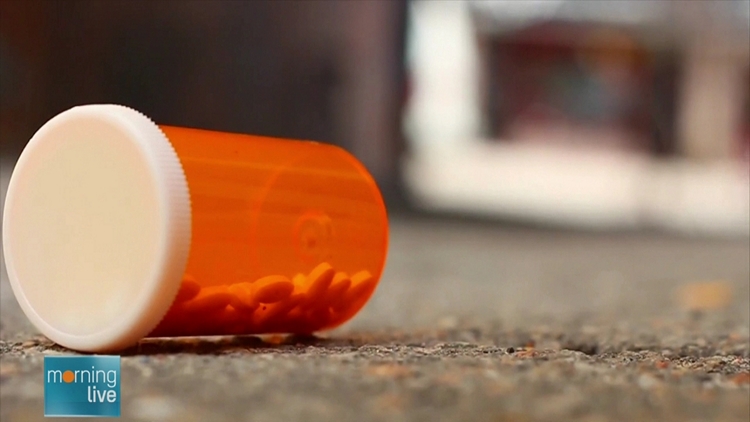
left=401, top=0, right=750, bottom=237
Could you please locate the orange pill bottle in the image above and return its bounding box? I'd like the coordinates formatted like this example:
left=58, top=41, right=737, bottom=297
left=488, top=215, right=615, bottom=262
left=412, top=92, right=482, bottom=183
left=2, top=104, right=388, bottom=352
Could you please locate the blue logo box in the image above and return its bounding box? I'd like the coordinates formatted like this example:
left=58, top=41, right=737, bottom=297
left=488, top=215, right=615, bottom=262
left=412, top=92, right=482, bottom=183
left=44, top=355, right=121, bottom=417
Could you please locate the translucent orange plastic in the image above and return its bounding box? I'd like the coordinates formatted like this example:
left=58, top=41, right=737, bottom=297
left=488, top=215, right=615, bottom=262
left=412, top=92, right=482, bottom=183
left=148, top=126, right=388, bottom=337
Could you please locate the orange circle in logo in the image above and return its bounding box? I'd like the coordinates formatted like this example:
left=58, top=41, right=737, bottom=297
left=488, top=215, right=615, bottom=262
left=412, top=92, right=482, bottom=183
left=62, top=370, right=75, bottom=383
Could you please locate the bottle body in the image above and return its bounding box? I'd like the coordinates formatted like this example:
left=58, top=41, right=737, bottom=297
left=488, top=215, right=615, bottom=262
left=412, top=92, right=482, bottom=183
left=149, top=126, right=388, bottom=337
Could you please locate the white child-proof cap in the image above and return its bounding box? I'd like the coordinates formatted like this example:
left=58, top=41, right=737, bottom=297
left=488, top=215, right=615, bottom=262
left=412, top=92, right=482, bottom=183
left=2, top=104, right=192, bottom=352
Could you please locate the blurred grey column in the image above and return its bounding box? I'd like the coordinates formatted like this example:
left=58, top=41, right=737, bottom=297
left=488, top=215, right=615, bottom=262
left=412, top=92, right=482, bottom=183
left=334, top=1, right=408, bottom=203
left=675, top=0, right=749, bottom=160
left=0, top=0, right=52, bottom=162
left=0, top=0, right=409, bottom=206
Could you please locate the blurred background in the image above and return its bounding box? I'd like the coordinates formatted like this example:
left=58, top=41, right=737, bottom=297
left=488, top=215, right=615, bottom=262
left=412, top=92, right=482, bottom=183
left=403, top=0, right=749, bottom=236
left=0, top=0, right=409, bottom=205
left=0, top=1, right=749, bottom=331
left=1, top=0, right=748, bottom=236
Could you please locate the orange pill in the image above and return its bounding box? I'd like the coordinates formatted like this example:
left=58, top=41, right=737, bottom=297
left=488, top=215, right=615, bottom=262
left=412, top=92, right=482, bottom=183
left=307, top=307, right=331, bottom=329
left=343, top=270, right=375, bottom=304
left=181, top=285, right=233, bottom=314
left=303, top=262, right=335, bottom=304
left=223, top=322, right=247, bottom=336
left=198, top=306, right=242, bottom=335
left=252, top=275, right=294, bottom=304
left=149, top=306, right=183, bottom=336
left=279, top=308, right=310, bottom=333
left=258, top=293, right=305, bottom=325
left=332, top=271, right=350, bottom=285
left=174, top=275, right=201, bottom=303
left=214, top=307, right=242, bottom=325
left=228, top=282, right=258, bottom=312
left=292, top=273, right=307, bottom=286
left=325, top=272, right=351, bottom=309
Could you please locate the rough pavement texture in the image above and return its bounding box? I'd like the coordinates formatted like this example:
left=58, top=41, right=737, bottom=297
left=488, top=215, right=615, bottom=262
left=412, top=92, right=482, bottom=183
left=1, top=165, right=749, bottom=422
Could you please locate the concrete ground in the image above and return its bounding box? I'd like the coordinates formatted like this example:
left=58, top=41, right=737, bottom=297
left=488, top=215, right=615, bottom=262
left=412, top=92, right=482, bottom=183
left=1, top=163, right=749, bottom=422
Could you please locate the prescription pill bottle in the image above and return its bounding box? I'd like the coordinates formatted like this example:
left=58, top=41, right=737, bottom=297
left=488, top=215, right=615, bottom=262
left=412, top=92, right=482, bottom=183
left=3, top=104, right=388, bottom=352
